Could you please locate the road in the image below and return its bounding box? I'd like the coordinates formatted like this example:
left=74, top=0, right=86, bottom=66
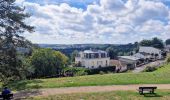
left=132, top=60, right=165, bottom=73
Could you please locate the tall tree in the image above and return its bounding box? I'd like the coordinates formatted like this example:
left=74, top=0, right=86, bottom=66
left=71, top=50, right=78, bottom=62
left=30, top=49, right=68, bottom=78
left=139, top=40, right=152, bottom=47
left=166, top=39, right=170, bottom=45
left=0, top=0, right=34, bottom=83
left=106, top=47, right=117, bottom=59
left=152, top=37, right=164, bottom=49
left=139, top=37, right=164, bottom=49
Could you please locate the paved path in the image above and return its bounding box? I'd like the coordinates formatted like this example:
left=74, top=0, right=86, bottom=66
left=132, top=60, right=165, bottom=73
left=14, top=84, right=170, bottom=99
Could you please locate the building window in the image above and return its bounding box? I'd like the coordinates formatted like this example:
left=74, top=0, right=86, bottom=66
left=89, top=53, right=92, bottom=59
left=91, top=53, right=94, bottom=58
left=106, top=60, right=108, bottom=66
left=94, top=53, right=99, bottom=58
left=99, top=65, right=102, bottom=68
left=92, top=61, right=95, bottom=66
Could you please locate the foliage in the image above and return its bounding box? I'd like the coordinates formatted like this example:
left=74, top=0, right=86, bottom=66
left=144, top=66, right=157, bottom=72
left=140, top=37, right=164, bottom=49
left=99, top=71, right=105, bottom=75
left=70, top=50, right=78, bottom=62
left=106, top=47, right=117, bottom=59
left=88, top=66, right=116, bottom=75
left=64, top=67, right=88, bottom=76
left=166, top=54, right=170, bottom=64
left=165, top=39, right=170, bottom=45
left=0, top=0, right=34, bottom=83
left=29, top=49, right=68, bottom=78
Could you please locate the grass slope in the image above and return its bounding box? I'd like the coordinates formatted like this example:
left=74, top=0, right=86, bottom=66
left=5, top=64, right=170, bottom=90
left=29, top=90, right=170, bottom=100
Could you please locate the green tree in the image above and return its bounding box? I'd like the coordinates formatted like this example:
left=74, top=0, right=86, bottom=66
left=140, top=40, right=152, bottom=47
left=134, top=42, right=139, bottom=53
left=106, top=47, right=117, bottom=59
left=166, top=39, right=170, bottom=45
left=30, top=49, right=68, bottom=78
left=0, top=0, right=34, bottom=83
left=71, top=50, right=78, bottom=62
left=139, top=37, right=164, bottom=49
left=152, top=37, right=164, bottom=49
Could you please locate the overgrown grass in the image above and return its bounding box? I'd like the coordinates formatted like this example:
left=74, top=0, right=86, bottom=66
left=3, top=64, right=170, bottom=91
left=28, top=90, right=170, bottom=100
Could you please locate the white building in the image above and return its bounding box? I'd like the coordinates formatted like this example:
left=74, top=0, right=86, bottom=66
left=118, top=56, right=140, bottom=69
left=139, top=46, right=162, bottom=59
left=75, top=50, right=110, bottom=69
left=165, top=45, right=170, bottom=52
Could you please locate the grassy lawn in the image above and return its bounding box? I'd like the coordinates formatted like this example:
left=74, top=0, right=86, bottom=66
left=3, top=64, right=170, bottom=91
left=28, top=90, right=170, bottom=100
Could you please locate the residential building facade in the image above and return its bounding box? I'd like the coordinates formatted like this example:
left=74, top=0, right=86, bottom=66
left=75, top=50, right=110, bottom=69
left=139, top=46, right=163, bottom=59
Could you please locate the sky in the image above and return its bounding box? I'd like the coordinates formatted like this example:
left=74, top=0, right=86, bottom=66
left=15, top=0, right=170, bottom=44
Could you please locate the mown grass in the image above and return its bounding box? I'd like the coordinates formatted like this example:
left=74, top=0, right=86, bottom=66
left=3, top=64, right=170, bottom=91
left=28, top=90, right=170, bottom=100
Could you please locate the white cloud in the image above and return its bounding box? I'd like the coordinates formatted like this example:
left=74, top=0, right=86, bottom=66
left=21, top=0, right=170, bottom=44
left=15, top=0, right=25, bottom=4
left=100, top=0, right=125, bottom=11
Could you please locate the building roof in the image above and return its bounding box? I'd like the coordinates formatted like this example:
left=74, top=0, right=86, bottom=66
left=119, top=56, right=140, bottom=61
left=139, top=46, right=161, bottom=54
left=133, top=53, right=145, bottom=59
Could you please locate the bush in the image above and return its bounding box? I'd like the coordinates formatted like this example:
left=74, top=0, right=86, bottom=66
left=99, top=71, right=105, bottom=75
left=166, top=54, right=170, bottom=64
left=88, top=66, right=116, bottom=75
left=144, top=66, right=157, bottom=72
left=64, top=67, right=88, bottom=76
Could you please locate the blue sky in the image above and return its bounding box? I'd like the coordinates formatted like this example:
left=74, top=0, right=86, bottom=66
left=16, top=0, right=170, bottom=44
left=25, top=0, right=99, bottom=9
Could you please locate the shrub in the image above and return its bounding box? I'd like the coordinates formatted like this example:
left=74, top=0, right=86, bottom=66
left=99, top=71, right=105, bottom=75
left=166, top=54, right=170, bottom=64
left=88, top=66, right=116, bottom=75
left=64, top=67, right=88, bottom=76
left=144, top=66, right=157, bottom=72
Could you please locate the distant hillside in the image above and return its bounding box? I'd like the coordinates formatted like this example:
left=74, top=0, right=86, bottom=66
left=38, top=44, right=117, bottom=49
left=38, top=43, right=138, bottom=59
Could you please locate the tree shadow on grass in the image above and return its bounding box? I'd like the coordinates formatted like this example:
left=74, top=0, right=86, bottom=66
left=143, top=93, right=163, bottom=98
left=14, top=89, right=42, bottom=100
left=0, top=80, right=44, bottom=99
left=7, top=79, right=43, bottom=91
